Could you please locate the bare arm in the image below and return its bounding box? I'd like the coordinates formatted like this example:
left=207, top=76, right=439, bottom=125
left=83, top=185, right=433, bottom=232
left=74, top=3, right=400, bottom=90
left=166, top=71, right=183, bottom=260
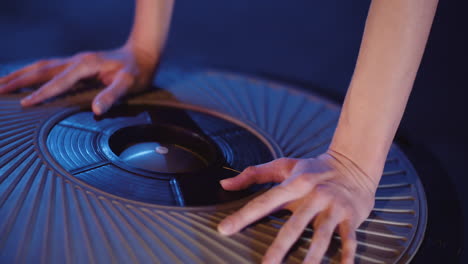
left=125, top=0, right=174, bottom=69
left=219, top=1, right=439, bottom=263
left=330, top=0, right=439, bottom=184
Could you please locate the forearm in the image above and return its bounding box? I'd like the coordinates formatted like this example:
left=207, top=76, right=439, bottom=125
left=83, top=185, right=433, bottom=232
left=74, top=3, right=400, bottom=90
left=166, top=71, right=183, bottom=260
left=329, top=0, right=438, bottom=185
left=125, top=0, right=175, bottom=66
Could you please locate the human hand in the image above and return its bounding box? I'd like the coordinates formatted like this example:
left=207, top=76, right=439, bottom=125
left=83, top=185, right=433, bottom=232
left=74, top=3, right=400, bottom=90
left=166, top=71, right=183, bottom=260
left=218, top=151, right=379, bottom=264
left=0, top=45, right=157, bottom=115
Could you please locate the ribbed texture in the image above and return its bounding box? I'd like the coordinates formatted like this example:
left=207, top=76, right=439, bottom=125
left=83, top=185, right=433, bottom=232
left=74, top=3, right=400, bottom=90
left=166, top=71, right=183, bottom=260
left=0, top=67, right=426, bottom=264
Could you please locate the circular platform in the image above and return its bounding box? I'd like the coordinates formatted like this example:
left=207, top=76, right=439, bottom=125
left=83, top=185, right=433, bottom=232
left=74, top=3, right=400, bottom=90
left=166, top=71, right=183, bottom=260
left=44, top=104, right=275, bottom=206
left=0, top=66, right=427, bottom=263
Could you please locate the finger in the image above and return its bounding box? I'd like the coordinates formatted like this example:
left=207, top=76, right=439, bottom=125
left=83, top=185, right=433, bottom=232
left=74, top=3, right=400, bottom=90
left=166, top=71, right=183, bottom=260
left=218, top=182, right=304, bottom=236
left=220, top=158, right=297, bottom=191
left=262, top=195, right=325, bottom=264
left=0, top=63, right=64, bottom=94
left=98, top=70, right=118, bottom=86
left=338, top=221, right=357, bottom=264
left=303, top=209, right=342, bottom=264
left=21, top=61, right=98, bottom=106
left=0, top=60, right=53, bottom=85
left=92, top=71, right=134, bottom=115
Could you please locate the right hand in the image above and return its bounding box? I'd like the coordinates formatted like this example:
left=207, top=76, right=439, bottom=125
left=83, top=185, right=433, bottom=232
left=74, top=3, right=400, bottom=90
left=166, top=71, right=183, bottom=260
left=0, top=45, right=158, bottom=115
left=219, top=151, right=378, bottom=264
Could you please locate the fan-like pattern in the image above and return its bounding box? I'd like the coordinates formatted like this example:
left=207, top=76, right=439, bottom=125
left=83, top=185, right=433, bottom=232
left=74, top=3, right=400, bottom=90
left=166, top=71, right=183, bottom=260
left=0, top=66, right=426, bottom=263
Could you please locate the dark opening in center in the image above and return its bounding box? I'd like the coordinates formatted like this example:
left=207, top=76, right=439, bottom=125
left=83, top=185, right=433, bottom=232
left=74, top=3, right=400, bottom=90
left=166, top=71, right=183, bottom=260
left=108, top=124, right=219, bottom=174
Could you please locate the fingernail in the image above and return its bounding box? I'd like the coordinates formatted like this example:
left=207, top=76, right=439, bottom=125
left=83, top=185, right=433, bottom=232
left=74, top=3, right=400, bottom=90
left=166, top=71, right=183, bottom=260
left=220, top=179, right=234, bottom=189
left=93, top=101, right=106, bottom=115
left=218, top=219, right=233, bottom=235
left=219, top=179, right=228, bottom=186
left=20, top=96, right=31, bottom=105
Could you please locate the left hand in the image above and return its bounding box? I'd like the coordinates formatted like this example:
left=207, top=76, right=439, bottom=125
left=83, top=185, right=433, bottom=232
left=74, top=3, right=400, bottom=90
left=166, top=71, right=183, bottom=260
left=0, top=45, right=157, bottom=115
left=218, top=151, right=379, bottom=264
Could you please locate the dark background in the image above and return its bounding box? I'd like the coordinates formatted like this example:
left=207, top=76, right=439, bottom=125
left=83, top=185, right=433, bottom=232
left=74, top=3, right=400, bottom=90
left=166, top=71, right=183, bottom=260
left=0, top=0, right=466, bottom=262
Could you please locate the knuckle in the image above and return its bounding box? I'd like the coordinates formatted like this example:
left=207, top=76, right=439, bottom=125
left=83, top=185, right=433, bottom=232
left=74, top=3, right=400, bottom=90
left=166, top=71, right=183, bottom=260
left=281, top=221, right=298, bottom=235
left=307, top=256, right=321, bottom=264
left=119, top=71, right=135, bottom=84
left=313, top=225, right=331, bottom=239
left=276, top=157, right=296, bottom=170
left=342, top=204, right=356, bottom=218
left=279, top=228, right=293, bottom=239
left=318, top=183, right=340, bottom=197
left=275, top=184, right=295, bottom=196
left=328, top=201, right=344, bottom=213
left=247, top=192, right=277, bottom=211
left=243, top=166, right=257, bottom=175
left=276, top=157, right=291, bottom=165
left=250, top=194, right=270, bottom=207
left=36, top=60, right=50, bottom=67
left=325, top=205, right=346, bottom=222
left=36, top=66, right=54, bottom=75
left=313, top=184, right=332, bottom=199
left=269, top=242, right=288, bottom=255
left=293, top=173, right=316, bottom=189
left=78, top=53, right=98, bottom=65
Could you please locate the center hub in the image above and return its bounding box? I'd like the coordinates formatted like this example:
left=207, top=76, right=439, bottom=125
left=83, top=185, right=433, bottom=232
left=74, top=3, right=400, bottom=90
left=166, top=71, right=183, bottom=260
left=45, top=104, right=277, bottom=206
left=108, top=124, right=218, bottom=174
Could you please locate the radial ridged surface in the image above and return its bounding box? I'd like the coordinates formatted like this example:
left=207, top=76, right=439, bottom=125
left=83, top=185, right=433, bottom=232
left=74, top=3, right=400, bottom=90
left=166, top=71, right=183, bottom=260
left=0, top=65, right=426, bottom=264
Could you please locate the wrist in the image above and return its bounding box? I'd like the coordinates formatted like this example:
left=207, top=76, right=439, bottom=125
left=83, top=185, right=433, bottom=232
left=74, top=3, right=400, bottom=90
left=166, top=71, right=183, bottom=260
left=121, top=43, right=158, bottom=80
left=329, top=105, right=393, bottom=182
left=328, top=142, right=386, bottom=183
left=323, top=149, right=380, bottom=194
left=327, top=135, right=386, bottom=188
left=123, top=41, right=159, bottom=68
left=125, top=0, right=174, bottom=69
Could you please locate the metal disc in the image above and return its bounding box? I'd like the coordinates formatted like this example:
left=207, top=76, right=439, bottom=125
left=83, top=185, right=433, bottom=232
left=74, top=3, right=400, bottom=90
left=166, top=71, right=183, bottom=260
left=0, top=65, right=427, bottom=263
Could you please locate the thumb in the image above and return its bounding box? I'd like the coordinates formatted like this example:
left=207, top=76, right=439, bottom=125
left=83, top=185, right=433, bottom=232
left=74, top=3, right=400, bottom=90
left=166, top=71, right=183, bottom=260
left=220, top=158, right=295, bottom=191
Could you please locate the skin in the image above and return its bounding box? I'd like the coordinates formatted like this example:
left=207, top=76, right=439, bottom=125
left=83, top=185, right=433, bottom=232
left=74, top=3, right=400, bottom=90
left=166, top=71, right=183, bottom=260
left=0, top=0, right=174, bottom=115
left=0, top=0, right=438, bottom=263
